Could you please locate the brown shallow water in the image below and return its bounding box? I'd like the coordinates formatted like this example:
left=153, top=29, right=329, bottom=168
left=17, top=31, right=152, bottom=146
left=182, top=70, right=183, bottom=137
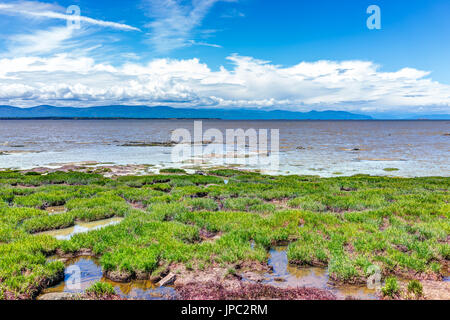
left=0, top=120, right=448, bottom=177
left=42, top=250, right=375, bottom=301
left=261, top=247, right=378, bottom=300
left=45, top=206, right=66, bottom=215
left=40, top=246, right=449, bottom=300
left=443, top=265, right=449, bottom=282
left=40, top=256, right=175, bottom=300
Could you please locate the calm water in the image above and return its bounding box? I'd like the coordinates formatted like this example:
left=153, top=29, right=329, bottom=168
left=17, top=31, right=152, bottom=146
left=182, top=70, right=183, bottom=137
left=0, top=120, right=448, bottom=177
left=264, top=247, right=378, bottom=300
left=40, top=256, right=175, bottom=300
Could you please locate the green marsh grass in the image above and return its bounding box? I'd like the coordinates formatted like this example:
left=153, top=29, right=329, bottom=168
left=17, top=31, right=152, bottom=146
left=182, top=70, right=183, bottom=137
left=0, top=171, right=447, bottom=299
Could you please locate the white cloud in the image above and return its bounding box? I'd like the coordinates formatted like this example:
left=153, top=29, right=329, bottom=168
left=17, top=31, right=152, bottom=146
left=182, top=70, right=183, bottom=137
left=0, top=1, right=140, bottom=31
left=0, top=1, right=140, bottom=58
left=221, top=8, right=245, bottom=18
left=188, top=40, right=222, bottom=48
left=0, top=54, right=449, bottom=114
left=7, top=26, right=74, bottom=56
left=145, top=0, right=228, bottom=52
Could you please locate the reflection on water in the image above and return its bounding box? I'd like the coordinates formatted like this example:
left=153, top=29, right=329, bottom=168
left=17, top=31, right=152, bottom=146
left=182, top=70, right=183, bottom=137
left=264, top=247, right=378, bottom=300
left=37, top=217, right=123, bottom=240
left=443, top=266, right=449, bottom=282
left=40, top=257, right=175, bottom=300
left=43, top=257, right=104, bottom=294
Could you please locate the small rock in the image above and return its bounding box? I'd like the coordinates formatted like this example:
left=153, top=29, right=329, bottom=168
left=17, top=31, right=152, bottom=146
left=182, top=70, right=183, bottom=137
left=274, top=277, right=286, bottom=282
left=39, top=292, right=77, bottom=300
left=158, top=273, right=177, bottom=286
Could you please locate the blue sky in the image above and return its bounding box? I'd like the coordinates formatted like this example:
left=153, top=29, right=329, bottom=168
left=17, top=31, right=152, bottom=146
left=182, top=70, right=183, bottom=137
left=0, top=0, right=449, bottom=115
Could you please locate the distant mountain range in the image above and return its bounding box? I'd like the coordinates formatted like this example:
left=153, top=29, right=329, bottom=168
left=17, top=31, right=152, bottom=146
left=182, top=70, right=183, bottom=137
left=407, top=114, right=450, bottom=120
left=0, top=105, right=448, bottom=120
left=0, top=105, right=374, bottom=120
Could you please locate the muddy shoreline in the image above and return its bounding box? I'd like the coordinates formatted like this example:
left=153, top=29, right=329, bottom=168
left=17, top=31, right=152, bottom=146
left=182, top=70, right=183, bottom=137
left=37, top=251, right=342, bottom=301
left=39, top=247, right=449, bottom=301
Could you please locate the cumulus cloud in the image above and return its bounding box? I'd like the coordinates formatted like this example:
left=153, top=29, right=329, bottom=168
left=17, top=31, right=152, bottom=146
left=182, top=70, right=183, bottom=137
left=0, top=54, right=449, bottom=114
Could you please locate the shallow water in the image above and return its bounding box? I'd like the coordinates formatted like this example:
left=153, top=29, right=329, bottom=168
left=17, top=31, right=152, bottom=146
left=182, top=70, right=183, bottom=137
left=40, top=256, right=175, bottom=300
left=0, top=120, right=448, bottom=177
left=263, top=247, right=378, bottom=300
left=37, top=217, right=123, bottom=240
left=45, top=206, right=66, bottom=215
left=443, top=267, right=449, bottom=282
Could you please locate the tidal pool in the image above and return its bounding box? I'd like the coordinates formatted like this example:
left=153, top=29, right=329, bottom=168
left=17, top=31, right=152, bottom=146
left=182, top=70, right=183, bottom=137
left=45, top=206, right=66, bottom=215
left=39, top=256, right=176, bottom=300
left=37, top=217, right=124, bottom=240
left=262, top=247, right=378, bottom=300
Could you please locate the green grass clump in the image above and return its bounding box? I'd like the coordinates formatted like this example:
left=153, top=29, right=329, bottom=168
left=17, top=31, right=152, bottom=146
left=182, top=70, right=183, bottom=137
left=407, top=279, right=423, bottom=298
left=85, top=282, right=115, bottom=296
left=288, top=236, right=328, bottom=266
left=381, top=277, right=400, bottom=298
left=115, top=187, right=165, bottom=202
left=249, top=203, right=275, bottom=214
left=21, top=212, right=75, bottom=233
left=223, top=198, right=263, bottom=211
left=14, top=190, right=71, bottom=208
left=160, top=168, right=187, bottom=174
left=185, top=198, right=218, bottom=211
left=101, top=246, right=161, bottom=274
left=288, top=197, right=326, bottom=211
left=0, top=207, right=48, bottom=225
left=208, top=169, right=241, bottom=177
left=65, top=196, right=131, bottom=221
left=0, top=235, right=64, bottom=299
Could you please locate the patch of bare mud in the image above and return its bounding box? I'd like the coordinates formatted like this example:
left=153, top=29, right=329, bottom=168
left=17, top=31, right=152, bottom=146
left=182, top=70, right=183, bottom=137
left=420, top=281, right=450, bottom=300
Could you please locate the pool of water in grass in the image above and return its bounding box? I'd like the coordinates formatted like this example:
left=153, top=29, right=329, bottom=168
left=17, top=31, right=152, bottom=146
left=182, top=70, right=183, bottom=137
left=45, top=206, right=67, bottom=215
left=37, top=217, right=123, bottom=240
left=260, top=246, right=379, bottom=300
left=39, top=256, right=176, bottom=300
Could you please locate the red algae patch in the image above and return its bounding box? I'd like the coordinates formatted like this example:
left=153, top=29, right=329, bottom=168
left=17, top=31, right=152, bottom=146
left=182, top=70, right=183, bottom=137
left=175, top=281, right=337, bottom=300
